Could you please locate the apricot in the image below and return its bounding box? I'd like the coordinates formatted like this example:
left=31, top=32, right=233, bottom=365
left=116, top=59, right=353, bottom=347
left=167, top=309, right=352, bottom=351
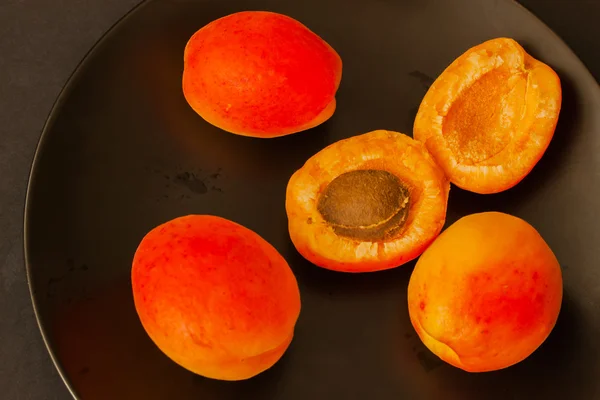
left=407, top=212, right=563, bottom=372
left=182, top=11, right=342, bottom=138
left=286, top=130, right=450, bottom=273
left=413, top=38, right=562, bottom=194
left=131, top=215, right=301, bottom=380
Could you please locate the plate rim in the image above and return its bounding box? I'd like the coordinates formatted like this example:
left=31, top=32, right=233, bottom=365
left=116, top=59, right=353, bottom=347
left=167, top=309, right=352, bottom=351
left=22, top=1, right=151, bottom=397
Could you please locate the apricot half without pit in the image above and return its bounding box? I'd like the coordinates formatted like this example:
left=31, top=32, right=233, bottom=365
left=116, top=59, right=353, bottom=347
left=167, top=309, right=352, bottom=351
left=286, top=130, right=450, bottom=273
left=182, top=11, right=342, bottom=138
left=407, top=212, right=563, bottom=372
left=414, top=38, right=562, bottom=194
left=131, top=215, right=301, bottom=380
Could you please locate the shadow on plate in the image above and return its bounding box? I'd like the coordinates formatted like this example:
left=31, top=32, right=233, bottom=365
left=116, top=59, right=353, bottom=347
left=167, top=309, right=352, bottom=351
left=50, top=280, right=290, bottom=400
left=394, top=290, right=598, bottom=400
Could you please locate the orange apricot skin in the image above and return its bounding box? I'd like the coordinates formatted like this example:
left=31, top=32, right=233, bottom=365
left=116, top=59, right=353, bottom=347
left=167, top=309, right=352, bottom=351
left=407, top=212, right=563, bottom=372
left=414, top=38, right=562, bottom=194
left=131, top=215, right=301, bottom=380
left=182, top=11, right=342, bottom=138
left=286, top=130, right=450, bottom=273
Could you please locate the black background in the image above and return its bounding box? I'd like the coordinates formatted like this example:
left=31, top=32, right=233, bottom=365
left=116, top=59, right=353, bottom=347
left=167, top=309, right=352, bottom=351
left=1, top=0, right=599, bottom=399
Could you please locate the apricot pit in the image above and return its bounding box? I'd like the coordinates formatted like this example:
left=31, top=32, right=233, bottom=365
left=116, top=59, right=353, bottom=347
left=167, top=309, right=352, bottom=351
left=317, top=169, right=411, bottom=241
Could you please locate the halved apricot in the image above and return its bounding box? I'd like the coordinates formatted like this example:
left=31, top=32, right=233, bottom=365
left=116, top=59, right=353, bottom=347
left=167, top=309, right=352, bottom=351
left=413, top=38, right=562, bottom=194
left=285, top=130, right=450, bottom=273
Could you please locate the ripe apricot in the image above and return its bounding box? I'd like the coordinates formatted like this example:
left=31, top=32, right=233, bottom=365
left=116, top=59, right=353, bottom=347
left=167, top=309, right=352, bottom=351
left=286, top=130, right=450, bottom=273
left=407, top=212, right=563, bottom=372
left=182, top=11, right=342, bottom=138
left=131, top=215, right=301, bottom=380
left=414, top=38, right=562, bottom=194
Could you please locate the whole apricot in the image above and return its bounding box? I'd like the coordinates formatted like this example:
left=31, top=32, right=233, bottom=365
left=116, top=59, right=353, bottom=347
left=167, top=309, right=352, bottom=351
left=286, top=130, right=450, bottom=273
left=414, top=38, right=561, bottom=194
left=407, top=212, right=563, bottom=372
left=182, top=11, right=342, bottom=138
left=131, top=215, right=301, bottom=380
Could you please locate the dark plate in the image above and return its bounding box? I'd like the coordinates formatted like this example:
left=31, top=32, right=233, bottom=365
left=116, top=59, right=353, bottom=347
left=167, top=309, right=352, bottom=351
left=24, top=0, right=600, bottom=399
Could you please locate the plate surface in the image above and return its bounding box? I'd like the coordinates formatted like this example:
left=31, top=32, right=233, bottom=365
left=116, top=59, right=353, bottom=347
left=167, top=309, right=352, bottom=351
left=25, top=0, right=600, bottom=399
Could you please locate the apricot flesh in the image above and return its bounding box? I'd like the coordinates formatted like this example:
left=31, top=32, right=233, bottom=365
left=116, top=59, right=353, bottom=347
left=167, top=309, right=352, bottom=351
left=182, top=11, right=342, bottom=138
left=407, top=212, right=563, bottom=372
left=131, top=215, right=301, bottom=380
left=414, top=38, right=562, bottom=194
left=286, top=130, right=450, bottom=273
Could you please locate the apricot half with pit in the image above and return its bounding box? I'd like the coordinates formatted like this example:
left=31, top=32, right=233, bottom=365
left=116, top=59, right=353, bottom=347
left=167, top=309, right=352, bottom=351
left=131, top=215, right=301, bottom=380
left=414, top=38, right=562, bottom=194
left=182, top=11, right=342, bottom=138
left=286, top=130, right=450, bottom=273
left=407, top=212, right=563, bottom=372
